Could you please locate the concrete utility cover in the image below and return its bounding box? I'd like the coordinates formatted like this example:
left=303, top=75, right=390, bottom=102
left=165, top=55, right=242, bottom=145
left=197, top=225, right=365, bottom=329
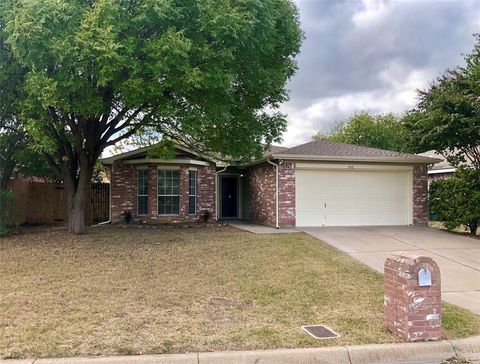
left=302, top=325, right=339, bottom=339
left=302, top=226, right=480, bottom=315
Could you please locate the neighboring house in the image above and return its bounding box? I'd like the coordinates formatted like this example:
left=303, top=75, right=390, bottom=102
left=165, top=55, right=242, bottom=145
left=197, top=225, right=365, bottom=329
left=417, top=150, right=474, bottom=185
left=102, top=140, right=440, bottom=228
left=10, top=169, right=50, bottom=183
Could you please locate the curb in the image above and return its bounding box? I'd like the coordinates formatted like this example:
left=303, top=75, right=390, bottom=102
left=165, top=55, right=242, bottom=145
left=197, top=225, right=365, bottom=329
left=451, top=336, right=480, bottom=361
left=2, top=336, right=480, bottom=364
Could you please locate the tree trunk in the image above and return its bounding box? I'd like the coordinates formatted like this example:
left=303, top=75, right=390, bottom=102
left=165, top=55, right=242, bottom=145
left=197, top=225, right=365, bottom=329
left=0, top=160, right=15, bottom=192
left=64, top=161, right=93, bottom=235
left=67, top=187, right=88, bottom=234
left=0, top=139, right=20, bottom=192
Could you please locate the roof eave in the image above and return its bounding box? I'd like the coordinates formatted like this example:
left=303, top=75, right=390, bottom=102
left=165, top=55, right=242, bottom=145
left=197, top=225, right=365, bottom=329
left=271, top=154, right=442, bottom=164
left=101, top=143, right=203, bottom=165
left=101, top=145, right=152, bottom=165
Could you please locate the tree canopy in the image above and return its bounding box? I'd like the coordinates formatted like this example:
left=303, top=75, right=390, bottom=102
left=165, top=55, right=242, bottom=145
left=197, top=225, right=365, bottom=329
left=314, top=112, right=412, bottom=153
left=430, top=168, right=480, bottom=236
left=403, top=35, right=480, bottom=170
left=0, top=0, right=302, bottom=233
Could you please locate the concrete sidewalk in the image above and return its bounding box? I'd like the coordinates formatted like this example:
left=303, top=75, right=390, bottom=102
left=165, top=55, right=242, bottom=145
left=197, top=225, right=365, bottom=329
left=2, top=336, right=479, bottom=364
left=230, top=222, right=300, bottom=234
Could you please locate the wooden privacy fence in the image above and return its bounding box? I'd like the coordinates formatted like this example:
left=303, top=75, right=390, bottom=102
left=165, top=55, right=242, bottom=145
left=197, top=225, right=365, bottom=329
left=3, top=180, right=110, bottom=225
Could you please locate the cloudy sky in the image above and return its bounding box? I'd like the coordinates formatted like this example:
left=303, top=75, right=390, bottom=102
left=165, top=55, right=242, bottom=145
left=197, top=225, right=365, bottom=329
left=280, top=0, right=479, bottom=146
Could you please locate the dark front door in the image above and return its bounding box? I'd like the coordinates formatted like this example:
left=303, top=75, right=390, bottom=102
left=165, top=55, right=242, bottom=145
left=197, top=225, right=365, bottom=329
left=221, top=176, right=238, bottom=218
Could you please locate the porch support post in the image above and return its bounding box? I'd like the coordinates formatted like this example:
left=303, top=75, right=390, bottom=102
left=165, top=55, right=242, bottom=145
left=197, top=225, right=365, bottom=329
left=214, top=165, right=228, bottom=221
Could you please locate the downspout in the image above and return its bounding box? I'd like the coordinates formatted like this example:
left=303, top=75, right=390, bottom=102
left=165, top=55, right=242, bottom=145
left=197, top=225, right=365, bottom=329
left=215, top=165, right=228, bottom=221
left=266, top=157, right=279, bottom=229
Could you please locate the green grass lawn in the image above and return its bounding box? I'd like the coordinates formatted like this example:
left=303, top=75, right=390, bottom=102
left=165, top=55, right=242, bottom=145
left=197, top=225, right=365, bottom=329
left=1, top=225, right=479, bottom=359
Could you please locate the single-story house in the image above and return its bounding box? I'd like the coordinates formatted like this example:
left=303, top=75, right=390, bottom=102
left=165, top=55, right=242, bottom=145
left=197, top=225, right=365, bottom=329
left=102, top=139, right=440, bottom=227
left=417, top=149, right=475, bottom=185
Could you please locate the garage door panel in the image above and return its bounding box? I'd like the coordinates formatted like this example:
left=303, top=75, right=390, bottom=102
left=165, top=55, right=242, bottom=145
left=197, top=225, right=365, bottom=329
left=295, top=169, right=412, bottom=227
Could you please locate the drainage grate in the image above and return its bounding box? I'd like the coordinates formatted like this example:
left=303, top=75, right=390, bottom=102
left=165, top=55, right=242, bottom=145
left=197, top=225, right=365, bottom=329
left=301, top=325, right=339, bottom=340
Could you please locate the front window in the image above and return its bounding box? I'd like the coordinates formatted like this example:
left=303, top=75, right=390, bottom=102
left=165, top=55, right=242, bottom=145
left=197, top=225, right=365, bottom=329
left=137, top=169, right=148, bottom=215
left=158, top=170, right=180, bottom=215
left=188, top=170, right=197, bottom=215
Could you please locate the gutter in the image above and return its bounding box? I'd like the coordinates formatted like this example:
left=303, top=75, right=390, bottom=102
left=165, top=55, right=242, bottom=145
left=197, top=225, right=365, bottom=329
left=266, top=157, right=279, bottom=229
left=238, top=154, right=442, bottom=169
left=214, top=165, right=228, bottom=221
left=428, top=168, right=456, bottom=174
left=271, top=154, right=442, bottom=165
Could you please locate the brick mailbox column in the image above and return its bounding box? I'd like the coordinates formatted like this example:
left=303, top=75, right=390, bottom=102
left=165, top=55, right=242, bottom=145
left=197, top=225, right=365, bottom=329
left=384, top=253, right=442, bottom=342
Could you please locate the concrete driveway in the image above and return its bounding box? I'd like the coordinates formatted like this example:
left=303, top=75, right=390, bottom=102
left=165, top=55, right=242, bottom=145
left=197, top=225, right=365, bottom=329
left=302, top=226, right=480, bottom=314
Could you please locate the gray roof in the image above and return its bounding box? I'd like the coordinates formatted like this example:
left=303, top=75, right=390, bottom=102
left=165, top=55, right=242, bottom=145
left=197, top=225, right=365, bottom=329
left=102, top=144, right=203, bottom=164
left=102, top=139, right=440, bottom=166
left=263, top=145, right=288, bottom=156
left=269, top=139, right=440, bottom=164
left=417, top=150, right=453, bottom=171
left=417, top=149, right=476, bottom=171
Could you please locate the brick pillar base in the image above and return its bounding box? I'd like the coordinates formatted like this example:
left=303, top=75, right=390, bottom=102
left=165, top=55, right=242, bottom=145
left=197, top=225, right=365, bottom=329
left=384, top=253, right=442, bottom=342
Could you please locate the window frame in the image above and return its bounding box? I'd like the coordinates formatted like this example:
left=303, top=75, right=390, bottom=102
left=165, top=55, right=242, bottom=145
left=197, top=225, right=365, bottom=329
left=137, top=169, right=149, bottom=216
left=188, top=170, right=197, bottom=215
left=157, top=169, right=180, bottom=216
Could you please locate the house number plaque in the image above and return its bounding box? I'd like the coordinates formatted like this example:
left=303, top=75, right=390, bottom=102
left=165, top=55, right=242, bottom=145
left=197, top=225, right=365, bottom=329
left=418, top=268, right=432, bottom=287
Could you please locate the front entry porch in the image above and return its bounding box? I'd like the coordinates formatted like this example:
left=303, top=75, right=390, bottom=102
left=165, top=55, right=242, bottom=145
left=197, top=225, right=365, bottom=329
left=217, top=167, right=250, bottom=221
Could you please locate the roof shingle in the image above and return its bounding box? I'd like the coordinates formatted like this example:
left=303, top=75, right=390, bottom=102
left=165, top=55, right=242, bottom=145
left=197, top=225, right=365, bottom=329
left=269, top=139, right=440, bottom=164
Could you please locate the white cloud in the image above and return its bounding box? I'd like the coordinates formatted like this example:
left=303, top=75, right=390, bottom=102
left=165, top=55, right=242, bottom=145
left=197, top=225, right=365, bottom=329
left=281, top=0, right=477, bottom=147
left=352, top=0, right=388, bottom=28
left=281, top=65, right=433, bottom=146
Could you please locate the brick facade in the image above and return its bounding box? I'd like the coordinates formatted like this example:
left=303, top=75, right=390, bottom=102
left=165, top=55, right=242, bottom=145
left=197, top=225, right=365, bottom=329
left=109, top=158, right=430, bottom=227
left=111, top=161, right=215, bottom=223
left=413, top=165, right=429, bottom=224
left=278, top=162, right=295, bottom=226
left=427, top=171, right=452, bottom=186
left=247, top=163, right=276, bottom=226
left=384, top=253, right=442, bottom=341
left=246, top=161, right=296, bottom=227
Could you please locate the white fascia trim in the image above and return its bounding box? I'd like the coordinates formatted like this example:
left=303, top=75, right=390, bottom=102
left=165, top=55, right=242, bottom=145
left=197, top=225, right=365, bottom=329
left=295, top=162, right=413, bottom=172
left=272, top=154, right=441, bottom=164
left=123, top=159, right=211, bottom=166
left=428, top=168, right=455, bottom=175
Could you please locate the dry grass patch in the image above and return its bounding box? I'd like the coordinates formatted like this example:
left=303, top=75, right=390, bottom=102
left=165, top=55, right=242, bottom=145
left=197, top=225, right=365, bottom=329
left=1, top=225, right=478, bottom=359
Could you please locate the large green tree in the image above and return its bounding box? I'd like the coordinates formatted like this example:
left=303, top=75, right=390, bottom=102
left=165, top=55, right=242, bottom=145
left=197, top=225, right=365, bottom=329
left=403, top=35, right=480, bottom=170
left=314, top=112, right=412, bottom=152
left=0, top=26, right=20, bottom=190
left=0, top=0, right=302, bottom=234
left=0, top=24, right=42, bottom=192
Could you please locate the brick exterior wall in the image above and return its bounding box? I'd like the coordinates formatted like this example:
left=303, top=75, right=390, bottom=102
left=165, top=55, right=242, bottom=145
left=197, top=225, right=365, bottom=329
left=111, top=161, right=215, bottom=224
left=384, top=253, right=442, bottom=341
left=247, top=161, right=296, bottom=227
left=278, top=162, right=295, bottom=226
left=428, top=171, right=453, bottom=186
left=413, top=165, right=429, bottom=225
left=110, top=160, right=429, bottom=227
left=247, top=163, right=276, bottom=226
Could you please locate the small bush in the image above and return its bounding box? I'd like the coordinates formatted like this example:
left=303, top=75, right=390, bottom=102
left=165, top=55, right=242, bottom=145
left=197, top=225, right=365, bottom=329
left=202, top=210, right=211, bottom=222
left=429, top=168, right=480, bottom=236
left=119, top=210, right=132, bottom=224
